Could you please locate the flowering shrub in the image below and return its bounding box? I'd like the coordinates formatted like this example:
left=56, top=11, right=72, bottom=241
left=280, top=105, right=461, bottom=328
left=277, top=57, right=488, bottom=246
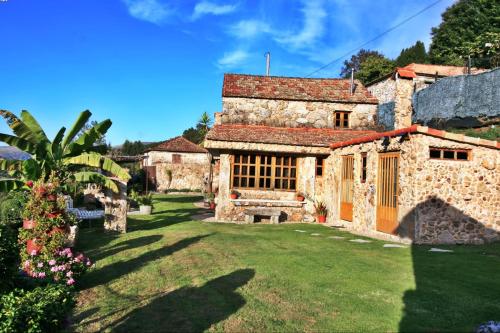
left=23, top=247, right=92, bottom=286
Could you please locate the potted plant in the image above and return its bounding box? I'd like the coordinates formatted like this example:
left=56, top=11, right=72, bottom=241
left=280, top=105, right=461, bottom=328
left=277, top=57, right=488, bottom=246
left=230, top=190, right=240, bottom=200
left=296, top=192, right=305, bottom=202
left=138, top=193, right=153, bottom=215
left=207, top=192, right=216, bottom=210
left=314, top=201, right=328, bottom=223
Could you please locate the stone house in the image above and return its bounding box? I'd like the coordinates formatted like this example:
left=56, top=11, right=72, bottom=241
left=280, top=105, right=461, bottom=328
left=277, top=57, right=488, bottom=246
left=366, top=63, right=486, bottom=130
left=144, top=136, right=211, bottom=192
left=205, top=74, right=379, bottom=222
left=325, top=125, right=499, bottom=244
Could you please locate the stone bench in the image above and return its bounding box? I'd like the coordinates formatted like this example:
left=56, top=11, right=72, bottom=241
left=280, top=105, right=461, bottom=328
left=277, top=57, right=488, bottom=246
left=244, top=208, right=281, bottom=224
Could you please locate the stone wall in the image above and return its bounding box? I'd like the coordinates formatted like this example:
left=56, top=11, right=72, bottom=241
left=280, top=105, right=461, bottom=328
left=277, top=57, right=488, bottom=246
left=413, top=68, right=500, bottom=128
left=214, top=153, right=320, bottom=223
left=144, top=151, right=210, bottom=191
left=328, top=134, right=499, bottom=244
left=220, top=97, right=378, bottom=130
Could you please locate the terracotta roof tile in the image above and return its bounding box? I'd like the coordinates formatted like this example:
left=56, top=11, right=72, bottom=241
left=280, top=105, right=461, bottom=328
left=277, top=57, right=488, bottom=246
left=402, top=63, right=485, bottom=77
left=223, top=74, right=378, bottom=104
left=147, top=136, right=208, bottom=153
left=206, top=124, right=377, bottom=148
left=330, top=125, right=499, bottom=150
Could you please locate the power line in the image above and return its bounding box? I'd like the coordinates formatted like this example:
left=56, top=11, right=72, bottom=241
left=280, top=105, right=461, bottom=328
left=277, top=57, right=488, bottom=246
left=305, top=0, right=446, bottom=78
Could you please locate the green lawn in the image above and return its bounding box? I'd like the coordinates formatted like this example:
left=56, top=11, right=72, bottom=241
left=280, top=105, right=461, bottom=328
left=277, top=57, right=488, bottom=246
left=71, top=195, right=500, bottom=332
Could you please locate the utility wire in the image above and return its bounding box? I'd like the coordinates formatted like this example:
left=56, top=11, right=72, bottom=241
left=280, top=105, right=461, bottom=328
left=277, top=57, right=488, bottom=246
left=305, top=0, right=446, bottom=78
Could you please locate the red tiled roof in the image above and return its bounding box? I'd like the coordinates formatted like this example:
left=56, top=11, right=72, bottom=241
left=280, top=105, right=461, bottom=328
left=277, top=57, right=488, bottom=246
left=330, top=125, right=500, bottom=150
left=147, top=136, right=208, bottom=153
left=222, top=74, right=378, bottom=104
left=396, top=67, right=417, bottom=79
left=206, top=124, right=377, bottom=148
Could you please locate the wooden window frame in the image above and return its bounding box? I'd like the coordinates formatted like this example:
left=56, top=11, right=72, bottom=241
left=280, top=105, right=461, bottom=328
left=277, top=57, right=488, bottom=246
left=316, top=156, right=326, bottom=178
left=231, top=153, right=297, bottom=191
left=360, top=153, right=367, bottom=183
left=172, top=154, right=182, bottom=164
left=334, top=111, right=350, bottom=129
left=429, top=147, right=471, bottom=161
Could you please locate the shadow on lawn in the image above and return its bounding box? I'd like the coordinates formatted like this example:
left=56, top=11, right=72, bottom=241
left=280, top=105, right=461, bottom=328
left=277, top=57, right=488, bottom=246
left=81, top=234, right=211, bottom=290
left=127, top=208, right=201, bottom=231
left=111, top=268, right=255, bottom=332
left=396, top=197, right=499, bottom=332
left=90, top=235, right=163, bottom=261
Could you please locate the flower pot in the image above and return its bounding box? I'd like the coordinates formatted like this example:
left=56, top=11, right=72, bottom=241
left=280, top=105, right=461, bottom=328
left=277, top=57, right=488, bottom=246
left=316, top=215, right=327, bottom=223
left=230, top=193, right=238, bottom=200
left=296, top=195, right=305, bottom=202
left=35, top=187, right=47, bottom=197
left=209, top=202, right=216, bottom=210
left=139, top=205, right=152, bottom=215
left=23, top=219, right=37, bottom=229
left=26, top=238, right=42, bottom=254
left=46, top=194, right=57, bottom=202
left=47, top=211, right=62, bottom=219
left=50, top=225, right=67, bottom=235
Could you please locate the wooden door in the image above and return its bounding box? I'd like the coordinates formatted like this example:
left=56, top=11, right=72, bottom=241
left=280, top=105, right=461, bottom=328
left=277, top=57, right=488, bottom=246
left=376, top=153, right=399, bottom=234
left=340, top=155, right=354, bottom=221
left=144, top=166, right=157, bottom=191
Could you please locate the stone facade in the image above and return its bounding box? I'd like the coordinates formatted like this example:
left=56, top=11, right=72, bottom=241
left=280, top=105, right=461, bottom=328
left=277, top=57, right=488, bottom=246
left=219, top=97, right=378, bottom=130
left=144, top=151, right=211, bottom=191
left=327, top=134, right=499, bottom=244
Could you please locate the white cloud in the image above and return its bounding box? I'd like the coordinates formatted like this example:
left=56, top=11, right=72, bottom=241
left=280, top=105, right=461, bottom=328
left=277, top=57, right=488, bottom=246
left=274, top=0, right=327, bottom=50
left=122, top=0, right=173, bottom=24
left=192, top=1, right=237, bottom=20
left=217, top=49, right=249, bottom=69
left=228, top=20, right=272, bottom=39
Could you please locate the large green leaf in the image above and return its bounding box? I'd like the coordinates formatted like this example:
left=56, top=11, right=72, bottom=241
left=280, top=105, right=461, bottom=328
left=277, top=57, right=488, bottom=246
left=0, top=160, right=23, bottom=171
left=52, top=127, right=66, bottom=157
left=20, top=110, right=49, bottom=143
left=22, top=159, right=41, bottom=180
left=72, top=171, right=119, bottom=193
left=0, top=179, right=25, bottom=192
left=0, top=110, right=39, bottom=144
left=65, top=119, right=112, bottom=156
left=0, top=133, right=36, bottom=154
left=64, top=153, right=130, bottom=181
left=62, top=110, right=91, bottom=149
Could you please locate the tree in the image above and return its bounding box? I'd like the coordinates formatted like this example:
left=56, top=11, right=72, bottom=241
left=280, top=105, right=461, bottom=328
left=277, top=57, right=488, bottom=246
left=429, top=0, right=500, bottom=67
left=0, top=110, right=130, bottom=192
left=395, top=41, right=428, bottom=67
left=340, top=49, right=388, bottom=78
left=120, top=140, right=146, bottom=156
left=182, top=112, right=213, bottom=145
left=355, top=55, right=395, bottom=85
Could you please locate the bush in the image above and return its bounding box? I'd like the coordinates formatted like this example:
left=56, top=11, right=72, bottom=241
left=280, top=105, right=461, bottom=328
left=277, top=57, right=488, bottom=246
left=0, top=223, right=19, bottom=293
left=0, top=191, right=28, bottom=227
left=0, top=284, right=74, bottom=333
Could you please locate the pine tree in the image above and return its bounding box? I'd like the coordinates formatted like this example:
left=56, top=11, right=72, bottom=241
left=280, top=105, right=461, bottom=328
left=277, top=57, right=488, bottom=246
left=395, top=41, right=428, bottom=67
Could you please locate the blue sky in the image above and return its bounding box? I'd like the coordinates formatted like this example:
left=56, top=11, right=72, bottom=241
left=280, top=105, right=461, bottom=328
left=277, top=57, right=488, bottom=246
left=0, top=0, right=454, bottom=145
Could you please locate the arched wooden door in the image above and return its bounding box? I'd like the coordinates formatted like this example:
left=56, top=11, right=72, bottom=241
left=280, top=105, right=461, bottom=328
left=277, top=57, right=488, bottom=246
left=376, top=152, right=399, bottom=234
left=340, top=155, right=354, bottom=221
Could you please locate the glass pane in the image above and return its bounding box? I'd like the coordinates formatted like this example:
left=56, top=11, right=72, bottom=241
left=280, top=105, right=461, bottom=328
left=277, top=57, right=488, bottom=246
left=241, top=178, right=247, bottom=187
left=291, top=168, right=296, bottom=177
left=429, top=149, right=441, bottom=158
left=275, top=179, right=280, bottom=188
left=276, top=157, right=282, bottom=165
left=260, top=166, right=266, bottom=175
left=250, top=166, right=255, bottom=175
left=266, top=167, right=271, bottom=174
left=283, top=168, right=289, bottom=177
left=250, top=155, right=256, bottom=163
left=290, top=180, right=296, bottom=190
left=249, top=178, right=255, bottom=187
left=259, top=178, right=265, bottom=188
left=276, top=168, right=281, bottom=177
left=233, top=178, right=240, bottom=187
left=242, top=156, right=248, bottom=163
left=234, top=166, right=240, bottom=175
left=242, top=166, right=247, bottom=175
left=266, top=179, right=271, bottom=188
left=234, top=155, right=240, bottom=163
left=457, top=151, right=468, bottom=160
left=283, top=180, right=288, bottom=189
left=443, top=150, right=454, bottom=159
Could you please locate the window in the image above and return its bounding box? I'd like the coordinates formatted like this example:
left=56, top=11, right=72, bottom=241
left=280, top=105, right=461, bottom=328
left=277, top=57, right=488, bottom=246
left=334, top=111, right=350, bottom=128
left=172, top=154, right=182, bottom=164
left=429, top=148, right=470, bottom=161
left=360, top=153, right=367, bottom=183
left=232, top=153, right=297, bottom=190
left=316, top=156, right=326, bottom=177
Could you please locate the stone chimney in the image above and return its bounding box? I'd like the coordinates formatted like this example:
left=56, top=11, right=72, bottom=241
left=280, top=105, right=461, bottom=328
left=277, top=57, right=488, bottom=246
left=394, top=76, right=414, bottom=129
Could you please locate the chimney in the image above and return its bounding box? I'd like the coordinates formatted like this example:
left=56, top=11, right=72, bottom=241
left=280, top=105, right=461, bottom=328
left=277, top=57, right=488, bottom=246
left=350, top=68, right=354, bottom=95
left=265, top=52, right=271, bottom=76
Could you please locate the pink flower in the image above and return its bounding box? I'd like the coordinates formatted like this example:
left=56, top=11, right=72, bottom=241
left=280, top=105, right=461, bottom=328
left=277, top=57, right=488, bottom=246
left=66, top=252, right=73, bottom=258
left=30, top=250, right=38, bottom=256
left=50, top=266, right=58, bottom=272
left=23, top=260, right=31, bottom=268
left=57, top=265, right=66, bottom=271
left=38, top=272, right=46, bottom=278
left=37, top=262, right=44, bottom=268
left=66, top=271, right=73, bottom=277
left=26, top=180, right=33, bottom=188
left=66, top=278, right=75, bottom=285
left=86, top=260, right=92, bottom=267
left=48, top=259, right=56, bottom=266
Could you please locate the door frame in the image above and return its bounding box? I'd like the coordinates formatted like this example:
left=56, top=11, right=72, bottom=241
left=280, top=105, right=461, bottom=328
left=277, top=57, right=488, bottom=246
left=376, top=152, right=400, bottom=234
left=339, top=155, right=354, bottom=222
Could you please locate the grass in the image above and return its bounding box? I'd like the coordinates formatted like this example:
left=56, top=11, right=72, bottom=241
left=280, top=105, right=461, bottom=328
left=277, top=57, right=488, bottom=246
left=70, top=195, right=500, bottom=332
left=448, top=126, right=500, bottom=141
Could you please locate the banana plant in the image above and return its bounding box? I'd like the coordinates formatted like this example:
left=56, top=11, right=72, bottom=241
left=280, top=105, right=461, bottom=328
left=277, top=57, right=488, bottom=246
left=0, top=109, right=130, bottom=192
